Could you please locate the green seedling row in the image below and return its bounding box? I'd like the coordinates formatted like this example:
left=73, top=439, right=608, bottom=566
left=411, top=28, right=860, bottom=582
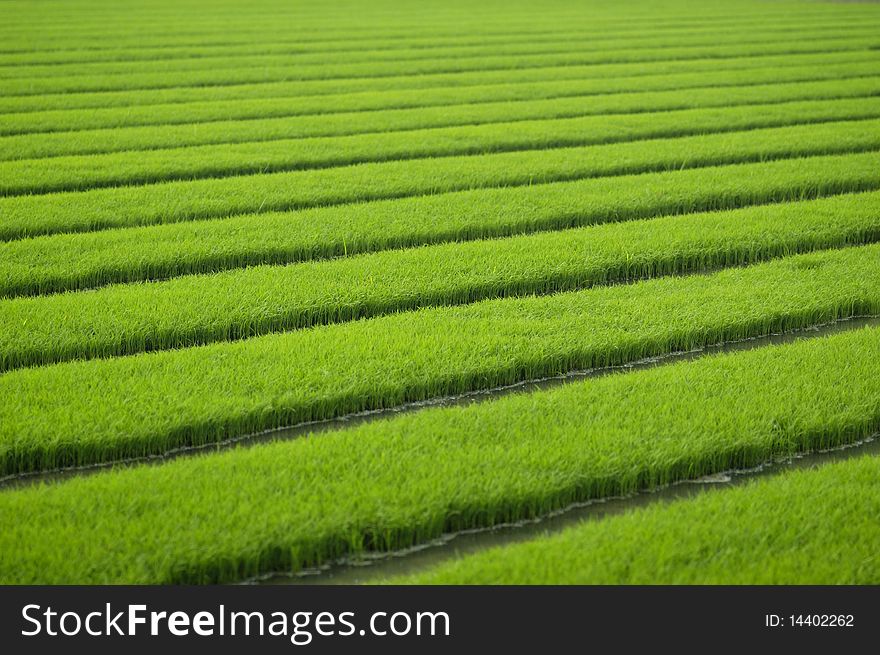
left=0, top=21, right=801, bottom=65
left=397, top=453, right=880, bottom=584
left=4, top=0, right=880, bottom=588
left=5, top=34, right=878, bottom=97
left=2, top=7, right=796, bottom=51
left=3, top=49, right=872, bottom=116
left=5, top=89, right=880, bottom=196
left=4, top=150, right=878, bottom=294
left=4, top=108, right=880, bottom=240
left=2, top=324, right=880, bottom=583
left=6, top=24, right=877, bottom=83
left=5, top=1, right=869, bottom=52
left=4, top=70, right=879, bottom=158
left=3, top=191, right=880, bottom=371
left=1, top=244, right=879, bottom=476
left=0, top=17, right=872, bottom=66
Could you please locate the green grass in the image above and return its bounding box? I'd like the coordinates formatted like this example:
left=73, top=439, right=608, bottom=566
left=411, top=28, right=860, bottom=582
left=6, top=65, right=880, bottom=158
left=2, top=15, right=871, bottom=65
left=0, top=10, right=782, bottom=46
left=3, top=150, right=878, bottom=291
left=4, top=0, right=880, bottom=587
left=2, top=49, right=872, bottom=117
left=4, top=2, right=870, bottom=53
left=6, top=132, right=878, bottom=242
left=3, top=191, right=879, bottom=371
left=0, top=23, right=781, bottom=65
left=5, top=94, right=880, bottom=196
left=2, top=16, right=866, bottom=65
left=394, top=454, right=880, bottom=585
left=6, top=23, right=873, bottom=82
left=2, top=244, right=880, bottom=476
left=6, top=1, right=873, bottom=50
left=5, top=34, right=878, bottom=97
left=2, top=324, right=879, bottom=584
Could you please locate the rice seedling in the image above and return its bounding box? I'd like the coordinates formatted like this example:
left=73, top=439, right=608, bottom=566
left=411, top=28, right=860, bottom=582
left=3, top=191, right=879, bottom=371
left=3, top=130, right=880, bottom=243
left=5, top=93, right=880, bottom=196
left=2, top=15, right=869, bottom=67
left=4, top=2, right=867, bottom=54
left=396, top=454, right=880, bottom=585
left=2, top=325, right=879, bottom=583
left=7, top=23, right=875, bottom=84
left=4, top=34, right=877, bottom=97
left=4, top=59, right=879, bottom=150
left=1, top=244, right=879, bottom=476
left=2, top=149, right=877, bottom=287
left=4, top=0, right=880, bottom=588
left=2, top=49, right=872, bottom=117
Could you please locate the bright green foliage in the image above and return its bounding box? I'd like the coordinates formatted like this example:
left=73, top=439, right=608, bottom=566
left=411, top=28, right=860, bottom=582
left=397, top=455, right=880, bottom=585
left=2, top=49, right=873, bottom=117
left=4, top=94, right=880, bottom=196
left=0, top=141, right=880, bottom=243
left=4, top=0, right=880, bottom=586
left=3, top=66, right=878, bottom=158
left=3, top=192, right=879, bottom=371
left=2, top=325, right=880, bottom=583
left=2, top=150, right=878, bottom=292
left=1, top=17, right=869, bottom=66
left=4, top=34, right=878, bottom=97
left=1, top=15, right=872, bottom=67
left=2, top=244, right=880, bottom=476
left=4, top=24, right=874, bottom=83
left=3, top=0, right=874, bottom=54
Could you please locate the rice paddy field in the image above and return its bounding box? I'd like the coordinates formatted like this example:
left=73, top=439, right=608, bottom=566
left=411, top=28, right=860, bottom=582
left=1, top=0, right=880, bottom=585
